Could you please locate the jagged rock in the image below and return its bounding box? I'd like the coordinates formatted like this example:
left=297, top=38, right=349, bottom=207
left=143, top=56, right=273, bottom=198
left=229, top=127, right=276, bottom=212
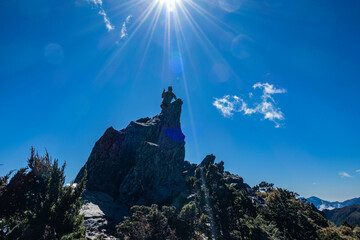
left=199, top=154, right=216, bottom=167
left=76, top=99, right=185, bottom=207
left=224, top=171, right=244, bottom=187
left=75, top=99, right=265, bottom=238
left=75, top=100, right=186, bottom=238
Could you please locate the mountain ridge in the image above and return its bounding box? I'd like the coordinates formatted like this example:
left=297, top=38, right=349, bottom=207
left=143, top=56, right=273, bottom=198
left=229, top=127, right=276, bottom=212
left=307, top=196, right=360, bottom=211
left=323, top=204, right=360, bottom=227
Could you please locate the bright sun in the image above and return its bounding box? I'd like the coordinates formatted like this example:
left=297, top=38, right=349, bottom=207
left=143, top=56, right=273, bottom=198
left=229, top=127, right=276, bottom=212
left=157, top=0, right=181, bottom=12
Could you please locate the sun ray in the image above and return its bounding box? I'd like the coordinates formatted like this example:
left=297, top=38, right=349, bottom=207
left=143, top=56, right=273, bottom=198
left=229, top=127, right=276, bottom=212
left=93, top=0, right=160, bottom=82
left=94, top=0, right=242, bottom=108
left=185, top=0, right=239, bottom=33
left=108, top=0, right=147, bottom=16
left=136, top=3, right=164, bottom=74
left=171, top=6, right=203, bottom=160
left=177, top=3, right=240, bottom=80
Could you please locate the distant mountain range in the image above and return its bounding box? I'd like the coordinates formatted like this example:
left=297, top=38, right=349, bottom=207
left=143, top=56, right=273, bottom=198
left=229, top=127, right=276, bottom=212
left=306, top=196, right=360, bottom=211
left=323, top=205, right=360, bottom=227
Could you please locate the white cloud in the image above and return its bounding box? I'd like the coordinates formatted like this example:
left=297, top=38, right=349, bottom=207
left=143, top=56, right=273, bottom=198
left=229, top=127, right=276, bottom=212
left=89, top=0, right=114, bottom=31
left=120, top=15, right=132, bottom=39
left=213, top=82, right=286, bottom=128
left=213, top=95, right=240, bottom=117
left=339, top=172, right=352, bottom=178
left=254, top=82, right=286, bottom=95
left=98, top=9, right=114, bottom=31
left=356, top=169, right=360, bottom=173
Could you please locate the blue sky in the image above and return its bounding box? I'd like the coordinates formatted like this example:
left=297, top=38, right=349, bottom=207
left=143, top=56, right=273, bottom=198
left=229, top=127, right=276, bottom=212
left=0, top=0, right=359, bottom=201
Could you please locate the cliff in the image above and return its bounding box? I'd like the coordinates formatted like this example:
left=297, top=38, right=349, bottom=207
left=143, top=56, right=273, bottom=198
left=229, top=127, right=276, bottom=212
left=75, top=99, right=262, bottom=239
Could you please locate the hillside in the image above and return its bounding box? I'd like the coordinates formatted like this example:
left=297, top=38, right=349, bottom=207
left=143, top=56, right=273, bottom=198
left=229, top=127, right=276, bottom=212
left=324, top=204, right=360, bottom=227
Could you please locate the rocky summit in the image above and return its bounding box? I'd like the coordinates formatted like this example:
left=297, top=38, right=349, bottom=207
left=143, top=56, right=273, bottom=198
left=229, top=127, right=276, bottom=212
left=76, top=99, right=186, bottom=207
left=75, top=99, right=261, bottom=239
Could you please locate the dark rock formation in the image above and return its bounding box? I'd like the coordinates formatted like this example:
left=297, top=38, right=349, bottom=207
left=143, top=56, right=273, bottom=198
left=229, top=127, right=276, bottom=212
left=75, top=99, right=264, bottom=239
left=76, top=99, right=186, bottom=207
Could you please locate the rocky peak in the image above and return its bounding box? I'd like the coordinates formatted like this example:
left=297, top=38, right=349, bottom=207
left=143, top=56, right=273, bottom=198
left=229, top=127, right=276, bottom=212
left=75, top=99, right=265, bottom=239
left=75, top=99, right=186, bottom=206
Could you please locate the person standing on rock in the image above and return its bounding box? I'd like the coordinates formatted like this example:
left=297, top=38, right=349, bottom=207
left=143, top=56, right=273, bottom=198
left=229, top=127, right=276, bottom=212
left=161, top=86, right=177, bottom=111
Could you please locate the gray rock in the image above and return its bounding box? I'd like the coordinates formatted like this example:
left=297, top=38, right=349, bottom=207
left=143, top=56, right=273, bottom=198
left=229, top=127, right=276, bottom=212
left=76, top=100, right=187, bottom=237
left=76, top=99, right=185, bottom=208
left=80, top=190, right=127, bottom=240
left=75, top=98, right=266, bottom=238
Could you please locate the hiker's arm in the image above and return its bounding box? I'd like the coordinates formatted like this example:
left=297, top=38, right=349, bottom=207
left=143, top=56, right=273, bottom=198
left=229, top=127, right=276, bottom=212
left=174, top=93, right=177, bottom=100
left=161, top=89, right=165, bottom=98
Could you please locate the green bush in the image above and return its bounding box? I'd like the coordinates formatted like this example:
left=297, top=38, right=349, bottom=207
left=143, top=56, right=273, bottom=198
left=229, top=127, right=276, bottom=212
left=0, top=148, right=87, bottom=240
left=116, top=161, right=358, bottom=240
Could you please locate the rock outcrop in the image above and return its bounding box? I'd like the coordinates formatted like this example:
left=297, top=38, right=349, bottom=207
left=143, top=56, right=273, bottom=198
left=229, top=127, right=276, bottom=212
left=75, top=99, right=263, bottom=239
left=75, top=100, right=188, bottom=239
left=76, top=99, right=185, bottom=207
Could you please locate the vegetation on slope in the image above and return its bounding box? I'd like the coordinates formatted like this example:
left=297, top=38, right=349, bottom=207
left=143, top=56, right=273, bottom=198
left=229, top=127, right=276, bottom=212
left=0, top=148, right=87, bottom=240
left=1, top=149, right=359, bottom=240
left=117, top=161, right=360, bottom=240
left=324, top=204, right=360, bottom=227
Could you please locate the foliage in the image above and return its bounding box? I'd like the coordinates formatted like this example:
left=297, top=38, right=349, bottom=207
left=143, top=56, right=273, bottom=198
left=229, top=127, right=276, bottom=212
left=0, top=148, right=87, bottom=240
left=260, top=188, right=328, bottom=240
left=252, top=181, right=274, bottom=193
left=116, top=161, right=359, bottom=240
left=324, top=204, right=360, bottom=227
left=117, top=204, right=177, bottom=240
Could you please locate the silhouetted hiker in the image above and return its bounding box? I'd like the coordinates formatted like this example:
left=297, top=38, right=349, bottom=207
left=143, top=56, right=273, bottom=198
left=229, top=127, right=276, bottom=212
left=161, top=86, right=177, bottom=110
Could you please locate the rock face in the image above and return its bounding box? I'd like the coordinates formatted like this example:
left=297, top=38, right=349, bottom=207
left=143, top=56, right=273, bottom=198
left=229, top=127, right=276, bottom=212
left=79, top=191, right=127, bottom=239
left=76, top=99, right=186, bottom=207
left=75, top=99, right=264, bottom=239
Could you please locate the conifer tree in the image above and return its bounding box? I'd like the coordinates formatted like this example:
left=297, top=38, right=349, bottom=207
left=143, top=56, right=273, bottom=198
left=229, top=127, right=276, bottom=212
left=0, top=148, right=87, bottom=240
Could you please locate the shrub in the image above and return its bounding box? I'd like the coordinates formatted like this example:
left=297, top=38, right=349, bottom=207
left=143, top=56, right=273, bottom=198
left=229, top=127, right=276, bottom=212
left=0, top=148, right=86, bottom=240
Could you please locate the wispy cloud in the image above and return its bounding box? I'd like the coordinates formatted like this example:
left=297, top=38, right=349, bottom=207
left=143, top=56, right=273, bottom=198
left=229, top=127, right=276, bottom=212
left=339, top=172, right=352, bottom=178
left=99, top=9, right=114, bottom=31
left=213, top=82, right=286, bottom=128
left=89, top=0, right=114, bottom=31
left=356, top=169, right=360, bottom=173
left=120, top=15, right=132, bottom=39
